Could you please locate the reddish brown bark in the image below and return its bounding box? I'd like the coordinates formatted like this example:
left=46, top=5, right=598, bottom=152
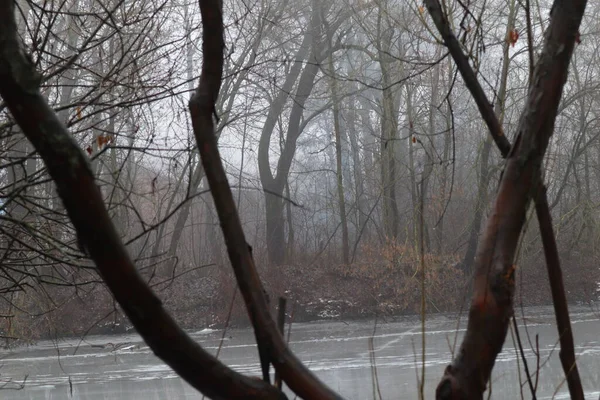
left=0, top=3, right=284, bottom=400
left=425, top=1, right=585, bottom=398
left=428, top=0, right=587, bottom=398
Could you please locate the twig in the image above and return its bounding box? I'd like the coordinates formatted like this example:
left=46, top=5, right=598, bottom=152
left=202, top=289, right=238, bottom=400
left=512, top=316, right=536, bottom=399
left=508, top=323, right=525, bottom=400
left=215, top=289, right=237, bottom=360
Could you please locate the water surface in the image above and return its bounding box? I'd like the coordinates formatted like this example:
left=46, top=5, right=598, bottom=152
left=2, top=306, right=599, bottom=399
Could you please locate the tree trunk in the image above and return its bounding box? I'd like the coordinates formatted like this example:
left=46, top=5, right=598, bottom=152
left=258, top=2, right=322, bottom=265
left=418, top=46, right=442, bottom=255
left=406, top=85, right=419, bottom=247
left=327, top=42, right=349, bottom=264
left=285, top=179, right=295, bottom=262
left=435, top=58, right=454, bottom=254
left=432, top=0, right=586, bottom=396
left=346, top=98, right=368, bottom=242
left=377, top=5, right=400, bottom=240
left=265, top=190, right=286, bottom=266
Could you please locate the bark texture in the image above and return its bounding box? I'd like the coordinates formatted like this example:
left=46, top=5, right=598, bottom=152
left=427, top=0, right=587, bottom=398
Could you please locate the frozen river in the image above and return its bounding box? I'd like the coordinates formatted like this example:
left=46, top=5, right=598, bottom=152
left=2, top=306, right=600, bottom=399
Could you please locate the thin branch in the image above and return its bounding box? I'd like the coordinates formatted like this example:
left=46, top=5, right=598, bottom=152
left=512, top=316, right=536, bottom=399
left=524, top=0, right=535, bottom=82
left=423, top=0, right=510, bottom=156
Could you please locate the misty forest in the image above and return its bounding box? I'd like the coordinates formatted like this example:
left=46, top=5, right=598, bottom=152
left=0, top=0, right=598, bottom=398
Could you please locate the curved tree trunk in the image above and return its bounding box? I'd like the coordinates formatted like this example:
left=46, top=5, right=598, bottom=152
left=258, top=2, right=322, bottom=265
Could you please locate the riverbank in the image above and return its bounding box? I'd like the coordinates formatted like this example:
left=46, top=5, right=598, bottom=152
left=2, top=251, right=598, bottom=344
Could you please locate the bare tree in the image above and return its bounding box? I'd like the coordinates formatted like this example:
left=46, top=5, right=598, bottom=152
left=424, top=0, right=587, bottom=398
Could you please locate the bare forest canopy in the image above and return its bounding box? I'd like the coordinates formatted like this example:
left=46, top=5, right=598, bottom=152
left=0, top=0, right=596, bottom=398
